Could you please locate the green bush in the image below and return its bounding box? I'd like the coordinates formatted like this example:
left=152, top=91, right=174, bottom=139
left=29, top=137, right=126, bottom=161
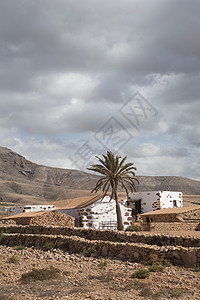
left=0, top=233, right=5, bottom=244
left=85, top=246, right=96, bottom=257
left=99, top=259, right=108, bottom=268
left=131, top=268, right=150, bottom=279
left=7, top=255, right=19, bottom=264
left=125, top=225, right=143, bottom=232
left=20, top=266, right=60, bottom=284
left=166, top=288, right=185, bottom=298
left=43, top=242, right=56, bottom=251
left=15, top=245, right=26, bottom=250
left=148, top=263, right=165, bottom=273
left=162, top=260, right=172, bottom=267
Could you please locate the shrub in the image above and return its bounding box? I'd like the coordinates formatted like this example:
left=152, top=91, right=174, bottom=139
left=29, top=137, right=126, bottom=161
left=148, top=263, right=165, bottom=273
left=125, top=225, right=143, bottom=232
left=15, top=245, right=26, bottom=250
left=43, top=242, right=55, bottom=251
left=20, top=266, right=60, bottom=284
left=166, top=288, right=185, bottom=298
left=131, top=268, right=150, bottom=279
left=7, top=255, right=19, bottom=264
left=162, top=260, right=172, bottom=267
left=99, top=259, right=108, bottom=268
left=139, top=287, right=153, bottom=298
left=85, top=246, right=96, bottom=257
left=0, top=233, right=5, bottom=244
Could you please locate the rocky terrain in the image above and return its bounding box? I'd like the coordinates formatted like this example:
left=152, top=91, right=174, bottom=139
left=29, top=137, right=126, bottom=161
left=0, top=146, right=200, bottom=206
left=0, top=245, right=200, bottom=300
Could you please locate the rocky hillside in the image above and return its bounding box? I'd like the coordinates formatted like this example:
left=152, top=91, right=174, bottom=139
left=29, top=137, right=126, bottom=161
left=0, top=146, right=200, bottom=205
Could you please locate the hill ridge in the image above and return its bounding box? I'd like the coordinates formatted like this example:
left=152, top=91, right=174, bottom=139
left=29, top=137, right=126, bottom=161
left=0, top=146, right=200, bottom=205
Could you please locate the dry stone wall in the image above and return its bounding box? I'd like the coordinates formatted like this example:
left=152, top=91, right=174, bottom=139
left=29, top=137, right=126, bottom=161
left=0, top=232, right=199, bottom=266
left=0, top=211, right=74, bottom=227
left=150, top=222, right=200, bottom=232
left=1, top=225, right=200, bottom=247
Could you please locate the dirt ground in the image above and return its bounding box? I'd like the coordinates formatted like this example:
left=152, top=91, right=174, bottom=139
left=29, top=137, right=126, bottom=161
left=0, top=245, right=200, bottom=300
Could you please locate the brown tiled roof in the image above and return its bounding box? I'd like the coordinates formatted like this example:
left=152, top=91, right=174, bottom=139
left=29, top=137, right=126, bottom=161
left=54, top=193, right=104, bottom=210
left=140, top=206, right=200, bottom=216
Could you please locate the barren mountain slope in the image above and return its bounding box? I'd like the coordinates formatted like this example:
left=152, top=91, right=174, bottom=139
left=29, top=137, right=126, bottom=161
left=0, top=146, right=199, bottom=205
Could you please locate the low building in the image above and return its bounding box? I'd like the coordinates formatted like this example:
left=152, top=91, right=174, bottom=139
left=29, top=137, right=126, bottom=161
left=7, top=204, right=55, bottom=216
left=139, top=206, right=200, bottom=223
left=123, top=191, right=183, bottom=219
left=56, top=194, right=132, bottom=230
left=139, top=206, right=200, bottom=232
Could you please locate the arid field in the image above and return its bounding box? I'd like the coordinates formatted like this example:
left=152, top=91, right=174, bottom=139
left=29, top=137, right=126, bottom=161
left=0, top=245, right=200, bottom=300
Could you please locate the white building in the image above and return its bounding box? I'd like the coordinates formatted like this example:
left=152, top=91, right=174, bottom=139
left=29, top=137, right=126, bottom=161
left=123, top=191, right=183, bottom=218
left=56, top=194, right=132, bottom=230
left=7, top=205, right=55, bottom=216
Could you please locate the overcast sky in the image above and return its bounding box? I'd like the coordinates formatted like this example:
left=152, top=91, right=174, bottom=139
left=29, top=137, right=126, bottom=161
left=0, top=0, right=200, bottom=180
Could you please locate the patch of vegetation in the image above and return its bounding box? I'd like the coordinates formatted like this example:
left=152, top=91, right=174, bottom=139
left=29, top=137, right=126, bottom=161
left=148, top=263, right=165, bottom=273
left=89, top=271, right=114, bottom=282
left=20, top=266, right=61, bottom=284
left=15, top=245, right=26, bottom=250
left=0, top=233, right=5, bottom=244
left=131, top=268, right=150, bottom=279
left=7, top=255, right=19, bottom=264
left=162, top=259, right=172, bottom=267
left=85, top=246, right=96, bottom=257
left=139, top=286, right=154, bottom=298
left=63, top=270, right=70, bottom=276
left=43, top=242, right=56, bottom=251
left=125, top=224, right=143, bottom=232
left=133, top=280, right=149, bottom=290
left=166, top=287, right=186, bottom=298
left=99, top=259, right=108, bottom=268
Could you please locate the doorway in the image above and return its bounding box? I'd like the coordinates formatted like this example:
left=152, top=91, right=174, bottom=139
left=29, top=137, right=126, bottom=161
left=135, top=199, right=142, bottom=214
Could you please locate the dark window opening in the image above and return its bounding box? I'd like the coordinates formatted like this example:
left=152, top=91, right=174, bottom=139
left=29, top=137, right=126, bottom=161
left=135, top=200, right=142, bottom=214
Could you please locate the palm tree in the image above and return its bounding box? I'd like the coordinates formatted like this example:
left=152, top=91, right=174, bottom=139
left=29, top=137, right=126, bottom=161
left=87, top=151, right=138, bottom=230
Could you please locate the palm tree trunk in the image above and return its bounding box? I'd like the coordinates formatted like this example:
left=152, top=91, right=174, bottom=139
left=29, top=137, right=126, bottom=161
left=113, top=182, right=124, bottom=231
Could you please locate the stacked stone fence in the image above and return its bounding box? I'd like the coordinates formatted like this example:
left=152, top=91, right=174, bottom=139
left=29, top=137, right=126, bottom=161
left=1, top=225, right=200, bottom=247
left=150, top=222, right=200, bottom=232
left=0, top=233, right=199, bottom=266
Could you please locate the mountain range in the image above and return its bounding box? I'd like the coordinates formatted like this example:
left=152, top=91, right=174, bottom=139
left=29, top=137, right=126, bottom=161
left=0, top=146, right=200, bottom=206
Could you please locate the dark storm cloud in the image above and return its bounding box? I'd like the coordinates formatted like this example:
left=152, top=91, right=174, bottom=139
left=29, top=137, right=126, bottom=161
left=0, top=0, right=200, bottom=178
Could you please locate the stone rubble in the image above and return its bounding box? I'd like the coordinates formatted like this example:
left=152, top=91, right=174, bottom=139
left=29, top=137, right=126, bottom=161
left=0, top=245, right=200, bottom=299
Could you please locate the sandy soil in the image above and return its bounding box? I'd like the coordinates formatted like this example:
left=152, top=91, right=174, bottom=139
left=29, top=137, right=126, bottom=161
left=0, top=245, right=200, bottom=300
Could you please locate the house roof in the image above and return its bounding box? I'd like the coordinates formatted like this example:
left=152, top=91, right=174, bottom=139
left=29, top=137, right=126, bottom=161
left=140, top=206, right=200, bottom=216
left=54, top=193, right=104, bottom=210
left=2, top=210, right=48, bottom=219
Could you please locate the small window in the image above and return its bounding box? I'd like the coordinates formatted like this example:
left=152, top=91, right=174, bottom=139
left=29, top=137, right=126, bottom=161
left=173, top=200, right=177, bottom=207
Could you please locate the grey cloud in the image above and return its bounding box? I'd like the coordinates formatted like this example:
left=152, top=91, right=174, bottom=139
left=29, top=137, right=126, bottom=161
left=0, top=0, right=200, bottom=179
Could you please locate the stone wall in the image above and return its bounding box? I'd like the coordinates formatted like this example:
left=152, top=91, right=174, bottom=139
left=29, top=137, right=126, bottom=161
left=1, top=225, right=200, bottom=247
left=140, top=213, right=180, bottom=223
left=179, top=209, right=200, bottom=221
left=0, top=232, right=199, bottom=266
left=140, top=208, right=200, bottom=223
left=150, top=222, right=200, bottom=232
left=0, top=211, right=74, bottom=227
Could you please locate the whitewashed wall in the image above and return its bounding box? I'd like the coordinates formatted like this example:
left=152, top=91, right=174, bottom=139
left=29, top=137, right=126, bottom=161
left=126, top=191, right=183, bottom=213
left=9, top=205, right=55, bottom=216
left=60, top=196, right=132, bottom=229
left=79, top=196, right=132, bottom=229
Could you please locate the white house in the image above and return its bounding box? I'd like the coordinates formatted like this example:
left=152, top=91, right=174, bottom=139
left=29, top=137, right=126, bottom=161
left=6, top=205, right=55, bottom=216
left=123, top=191, right=183, bottom=218
left=56, top=194, right=132, bottom=230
